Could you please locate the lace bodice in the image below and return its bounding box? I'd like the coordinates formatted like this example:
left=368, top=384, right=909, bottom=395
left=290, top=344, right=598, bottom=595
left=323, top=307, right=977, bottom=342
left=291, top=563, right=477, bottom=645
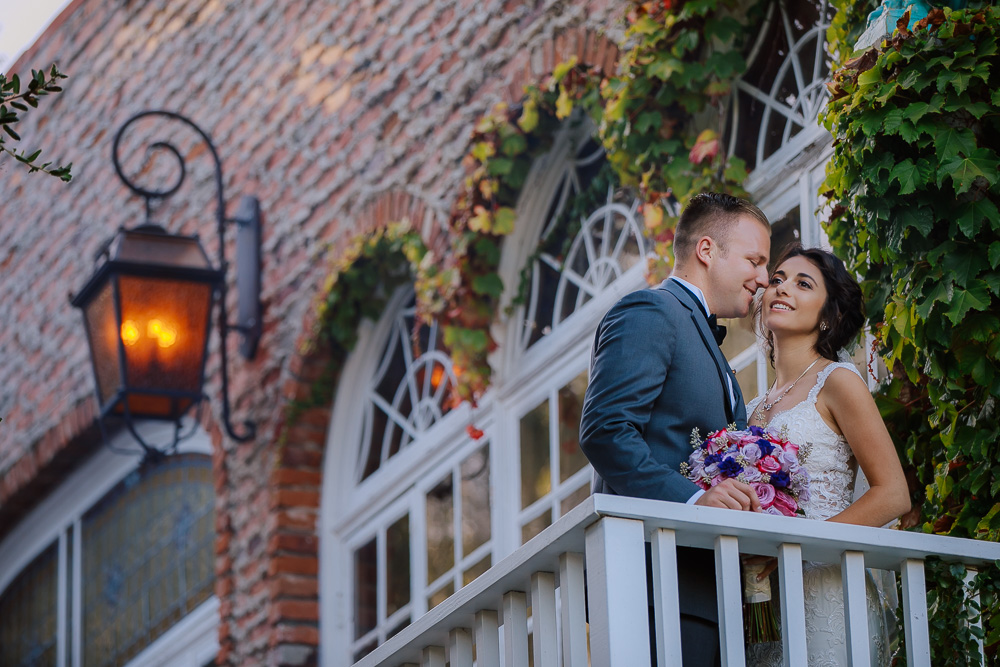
left=746, top=362, right=862, bottom=520
left=745, top=362, right=892, bottom=666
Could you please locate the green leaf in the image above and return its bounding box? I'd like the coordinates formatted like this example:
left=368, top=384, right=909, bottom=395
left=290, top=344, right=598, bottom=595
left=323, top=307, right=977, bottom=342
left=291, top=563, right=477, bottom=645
left=898, top=206, right=934, bottom=238
left=945, top=280, right=991, bottom=324
left=486, top=157, right=513, bottom=177
left=636, top=111, right=662, bottom=135
left=917, top=280, right=953, bottom=319
left=933, top=126, right=977, bottom=162
left=517, top=98, right=538, bottom=133
left=889, top=159, right=920, bottom=195
left=470, top=272, right=503, bottom=298
left=990, top=242, right=1000, bottom=269
left=857, top=63, right=883, bottom=86
left=491, top=207, right=516, bottom=235
left=647, top=56, right=682, bottom=81
left=882, top=108, right=906, bottom=136
left=940, top=149, right=1000, bottom=195
left=943, top=248, right=988, bottom=288
left=956, top=198, right=1000, bottom=238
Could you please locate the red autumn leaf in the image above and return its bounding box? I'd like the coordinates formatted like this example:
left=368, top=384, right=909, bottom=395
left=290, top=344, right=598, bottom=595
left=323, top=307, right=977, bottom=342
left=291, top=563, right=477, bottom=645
left=689, top=129, right=719, bottom=165
left=466, top=424, right=485, bottom=440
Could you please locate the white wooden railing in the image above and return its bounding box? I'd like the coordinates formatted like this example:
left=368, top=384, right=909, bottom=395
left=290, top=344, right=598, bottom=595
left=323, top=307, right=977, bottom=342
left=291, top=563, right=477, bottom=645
left=353, top=494, right=1000, bottom=667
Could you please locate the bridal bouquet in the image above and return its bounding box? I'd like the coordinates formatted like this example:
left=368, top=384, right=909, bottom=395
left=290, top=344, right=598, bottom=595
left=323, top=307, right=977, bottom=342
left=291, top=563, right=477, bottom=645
left=680, top=424, right=811, bottom=644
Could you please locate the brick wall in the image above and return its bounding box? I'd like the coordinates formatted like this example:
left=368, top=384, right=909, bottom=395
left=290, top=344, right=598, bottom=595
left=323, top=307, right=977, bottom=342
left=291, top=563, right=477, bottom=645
left=0, top=0, right=622, bottom=664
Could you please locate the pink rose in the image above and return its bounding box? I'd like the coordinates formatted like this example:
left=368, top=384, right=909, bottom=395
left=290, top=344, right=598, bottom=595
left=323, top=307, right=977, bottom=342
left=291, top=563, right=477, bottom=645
left=752, top=482, right=775, bottom=508
left=772, top=490, right=798, bottom=517
left=782, top=439, right=800, bottom=455
left=758, top=455, right=781, bottom=474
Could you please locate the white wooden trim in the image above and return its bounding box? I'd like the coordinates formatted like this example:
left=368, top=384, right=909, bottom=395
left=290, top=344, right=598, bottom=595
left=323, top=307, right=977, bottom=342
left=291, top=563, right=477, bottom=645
left=475, top=610, right=501, bottom=667
left=714, top=535, right=745, bottom=667
left=584, top=516, right=650, bottom=667
left=502, top=590, right=529, bottom=667
left=448, top=628, right=473, bottom=667
left=530, top=572, right=558, bottom=667
left=841, top=550, right=871, bottom=667
left=901, top=559, right=931, bottom=667
left=420, top=645, right=445, bottom=667
left=650, top=528, right=683, bottom=667
left=776, top=543, right=807, bottom=666
left=558, top=552, right=588, bottom=667
left=125, top=597, right=219, bottom=667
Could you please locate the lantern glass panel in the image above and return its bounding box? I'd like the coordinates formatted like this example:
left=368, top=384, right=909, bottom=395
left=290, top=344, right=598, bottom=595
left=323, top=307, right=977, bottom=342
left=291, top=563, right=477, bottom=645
left=116, top=275, right=214, bottom=419
left=81, top=280, right=123, bottom=409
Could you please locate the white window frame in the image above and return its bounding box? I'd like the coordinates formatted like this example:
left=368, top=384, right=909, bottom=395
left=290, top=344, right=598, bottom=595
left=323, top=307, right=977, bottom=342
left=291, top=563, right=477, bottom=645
left=0, top=421, right=218, bottom=667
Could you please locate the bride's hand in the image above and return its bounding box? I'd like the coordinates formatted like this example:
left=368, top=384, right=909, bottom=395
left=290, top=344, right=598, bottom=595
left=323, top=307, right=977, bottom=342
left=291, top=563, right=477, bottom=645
left=742, top=554, right=778, bottom=580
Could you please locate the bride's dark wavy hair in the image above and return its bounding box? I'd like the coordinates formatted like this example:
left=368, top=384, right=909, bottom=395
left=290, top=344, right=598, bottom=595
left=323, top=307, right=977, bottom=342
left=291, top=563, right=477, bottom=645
left=754, top=244, right=866, bottom=366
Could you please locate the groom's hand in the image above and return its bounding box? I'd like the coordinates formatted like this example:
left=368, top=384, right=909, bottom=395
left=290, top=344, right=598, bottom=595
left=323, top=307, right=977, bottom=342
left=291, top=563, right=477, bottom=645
left=695, top=479, right=762, bottom=512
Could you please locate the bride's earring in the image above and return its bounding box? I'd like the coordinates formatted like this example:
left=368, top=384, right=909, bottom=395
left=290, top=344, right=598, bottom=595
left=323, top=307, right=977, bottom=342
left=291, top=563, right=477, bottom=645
left=820, top=321, right=829, bottom=331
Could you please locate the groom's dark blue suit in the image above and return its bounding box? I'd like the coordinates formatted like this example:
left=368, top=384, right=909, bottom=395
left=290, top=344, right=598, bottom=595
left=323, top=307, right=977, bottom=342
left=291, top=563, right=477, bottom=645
left=580, top=278, right=748, bottom=663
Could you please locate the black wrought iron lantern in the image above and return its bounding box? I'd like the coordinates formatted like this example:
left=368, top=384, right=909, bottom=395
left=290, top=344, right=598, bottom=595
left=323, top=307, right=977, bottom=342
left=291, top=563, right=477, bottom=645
left=72, top=110, right=261, bottom=457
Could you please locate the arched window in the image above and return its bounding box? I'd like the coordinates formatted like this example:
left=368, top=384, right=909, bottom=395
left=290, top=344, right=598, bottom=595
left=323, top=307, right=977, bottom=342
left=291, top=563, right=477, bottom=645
left=723, top=0, right=838, bottom=398
left=0, top=426, right=218, bottom=667
left=323, top=118, right=650, bottom=663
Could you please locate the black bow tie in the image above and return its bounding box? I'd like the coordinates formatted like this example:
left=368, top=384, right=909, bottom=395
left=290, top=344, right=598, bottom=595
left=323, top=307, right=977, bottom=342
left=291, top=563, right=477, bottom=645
left=707, top=314, right=727, bottom=346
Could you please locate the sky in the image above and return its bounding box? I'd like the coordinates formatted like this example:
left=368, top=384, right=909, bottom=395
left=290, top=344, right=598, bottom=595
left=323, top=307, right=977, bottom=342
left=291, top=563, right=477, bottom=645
left=0, top=0, right=74, bottom=73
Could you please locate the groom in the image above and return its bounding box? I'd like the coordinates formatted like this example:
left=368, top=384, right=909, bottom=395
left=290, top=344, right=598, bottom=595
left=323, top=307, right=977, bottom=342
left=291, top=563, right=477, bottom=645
left=580, top=192, right=771, bottom=665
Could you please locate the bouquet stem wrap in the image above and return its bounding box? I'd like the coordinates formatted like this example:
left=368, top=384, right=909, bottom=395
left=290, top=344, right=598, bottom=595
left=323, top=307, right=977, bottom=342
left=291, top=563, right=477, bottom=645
left=743, top=561, right=780, bottom=644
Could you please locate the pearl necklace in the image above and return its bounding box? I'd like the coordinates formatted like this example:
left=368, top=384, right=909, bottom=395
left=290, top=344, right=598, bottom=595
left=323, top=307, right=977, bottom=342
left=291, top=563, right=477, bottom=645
left=752, top=357, right=824, bottom=424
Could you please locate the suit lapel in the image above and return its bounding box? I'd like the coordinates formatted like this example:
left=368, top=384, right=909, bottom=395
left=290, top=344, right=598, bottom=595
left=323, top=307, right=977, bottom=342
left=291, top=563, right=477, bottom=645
left=660, top=280, right=739, bottom=425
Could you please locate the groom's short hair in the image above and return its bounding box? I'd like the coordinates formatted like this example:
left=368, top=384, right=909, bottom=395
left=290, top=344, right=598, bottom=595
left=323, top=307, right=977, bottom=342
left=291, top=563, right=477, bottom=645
left=673, top=193, right=769, bottom=263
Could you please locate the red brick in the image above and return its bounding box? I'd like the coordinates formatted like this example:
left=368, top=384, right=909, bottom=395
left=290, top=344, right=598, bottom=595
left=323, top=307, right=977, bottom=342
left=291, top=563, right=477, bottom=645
left=270, top=600, right=319, bottom=623
left=270, top=575, right=319, bottom=599
left=271, top=468, right=322, bottom=487
left=267, top=533, right=318, bottom=555
left=269, top=555, right=319, bottom=577
left=274, top=625, right=320, bottom=646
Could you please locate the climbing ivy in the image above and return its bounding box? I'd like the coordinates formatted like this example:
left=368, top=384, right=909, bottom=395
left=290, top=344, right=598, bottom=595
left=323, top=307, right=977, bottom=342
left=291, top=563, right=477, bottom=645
left=822, top=3, right=1000, bottom=661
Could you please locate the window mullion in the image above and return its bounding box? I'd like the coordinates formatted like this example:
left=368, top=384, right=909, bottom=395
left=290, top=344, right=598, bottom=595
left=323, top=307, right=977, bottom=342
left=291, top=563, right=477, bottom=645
left=57, top=529, right=68, bottom=667
left=72, top=518, right=82, bottom=667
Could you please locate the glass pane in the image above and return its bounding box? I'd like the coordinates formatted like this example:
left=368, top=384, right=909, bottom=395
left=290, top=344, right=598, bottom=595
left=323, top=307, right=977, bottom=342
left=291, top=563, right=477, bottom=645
left=736, top=361, right=760, bottom=406
left=560, top=484, right=590, bottom=516
left=461, top=445, right=491, bottom=557
left=426, top=476, right=455, bottom=583
left=82, top=454, right=214, bottom=667
left=0, top=542, right=58, bottom=667
left=557, top=372, right=589, bottom=483
left=768, top=207, right=802, bottom=270
left=521, top=512, right=552, bottom=545
left=353, top=538, right=377, bottom=640
left=353, top=639, right=377, bottom=663
left=520, top=401, right=551, bottom=509
left=386, top=515, right=410, bottom=618
left=719, top=313, right=758, bottom=361
left=427, top=581, right=454, bottom=610
left=463, top=555, right=492, bottom=587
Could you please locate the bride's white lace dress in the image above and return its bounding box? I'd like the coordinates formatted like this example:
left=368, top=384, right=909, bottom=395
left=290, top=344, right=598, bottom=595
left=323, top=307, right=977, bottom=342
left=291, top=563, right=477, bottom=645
left=745, top=362, right=895, bottom=666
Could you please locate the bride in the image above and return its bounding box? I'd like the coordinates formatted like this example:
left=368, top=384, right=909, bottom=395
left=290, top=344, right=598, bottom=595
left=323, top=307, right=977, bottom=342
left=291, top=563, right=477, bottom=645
left=744, top=244, right=911, bottom=666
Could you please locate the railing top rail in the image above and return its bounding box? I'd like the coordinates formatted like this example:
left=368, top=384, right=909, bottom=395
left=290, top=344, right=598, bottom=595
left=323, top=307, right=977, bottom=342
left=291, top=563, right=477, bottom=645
left=352, top=494, right=1000, bottom=667
left=593, top=494, right=1000, bottom=569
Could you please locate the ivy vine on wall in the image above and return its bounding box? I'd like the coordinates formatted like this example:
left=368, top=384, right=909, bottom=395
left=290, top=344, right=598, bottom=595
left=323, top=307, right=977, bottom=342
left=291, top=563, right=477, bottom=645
left=822, top=3, right=1000, bottom=661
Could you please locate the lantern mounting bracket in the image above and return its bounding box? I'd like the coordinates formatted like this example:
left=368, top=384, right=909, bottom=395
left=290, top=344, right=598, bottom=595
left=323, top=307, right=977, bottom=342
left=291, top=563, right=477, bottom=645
left=98, top=109, right=261, bottom=446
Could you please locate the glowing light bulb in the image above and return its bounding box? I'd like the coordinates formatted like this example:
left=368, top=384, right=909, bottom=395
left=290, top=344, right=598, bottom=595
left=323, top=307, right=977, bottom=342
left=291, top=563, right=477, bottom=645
left=121, top=320, right=140, bottom=346
left=147, top=319, right=178, bottom=348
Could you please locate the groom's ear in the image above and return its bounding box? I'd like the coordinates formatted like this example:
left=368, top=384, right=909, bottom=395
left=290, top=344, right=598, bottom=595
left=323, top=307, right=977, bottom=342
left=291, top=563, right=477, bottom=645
left=694, top=235, right=716, bottom=268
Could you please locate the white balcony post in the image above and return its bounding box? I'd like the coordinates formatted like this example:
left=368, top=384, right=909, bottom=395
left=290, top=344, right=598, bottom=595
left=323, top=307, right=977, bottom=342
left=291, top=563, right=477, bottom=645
left=421, top=646, right=445, bottom=667
left=584, top=516, right=651, bottom=667
left=714, top=535, right=745, bottom=667
left=502, top=591, right=529, bottom=667
left=841, top=550, right=871, bottom=667
left=531, top=572, right=558, bottom=667
left=476, top=610, right=501, bottom=667
left=559, top=552, right=588, bottom=667
left=776, top=543, right=807, bottom=667
left=650, top=528, right=683, bottom=667
left=901, top=558, right=931, bottom=667
left=449, top=628, right=473, bottom=667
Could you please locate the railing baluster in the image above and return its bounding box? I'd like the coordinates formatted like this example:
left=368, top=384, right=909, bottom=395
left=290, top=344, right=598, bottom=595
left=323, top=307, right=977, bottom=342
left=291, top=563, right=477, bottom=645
left=714, top=535, right=746, bottom=667
left=559, top=552, right=588, bottom=667
left=901, top=558, right=931, bottom=667
left=777, top=543, right=807, bottom=667
left=531, top=572, right=558, bottom=667
left=502, top=590, right=529, bottom=667
left=421, top=646, right=445, bottom=667
left=476, top=609, right=501, bottom=667
left=650, top=528, right=683, bottom=667
left=842, top=550, right=871, bottom=667
left=585, top=516, right=651, bottom=667
left=449, top=628, right=473, bottom=667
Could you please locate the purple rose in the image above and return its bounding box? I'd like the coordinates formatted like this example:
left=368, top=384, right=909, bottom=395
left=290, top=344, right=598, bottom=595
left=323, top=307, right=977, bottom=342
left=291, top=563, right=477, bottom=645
left=741, top=467, right=763, bottom=482
left=741, top=443, right=762, bottom=464
left=752, top=482, right=776, bottom=508
left=758, top=455, right=781, bottom=474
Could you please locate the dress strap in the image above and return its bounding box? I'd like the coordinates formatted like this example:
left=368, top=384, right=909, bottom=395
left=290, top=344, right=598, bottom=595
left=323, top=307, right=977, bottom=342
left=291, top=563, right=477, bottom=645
left=807, top=361, right=865, bottom=404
